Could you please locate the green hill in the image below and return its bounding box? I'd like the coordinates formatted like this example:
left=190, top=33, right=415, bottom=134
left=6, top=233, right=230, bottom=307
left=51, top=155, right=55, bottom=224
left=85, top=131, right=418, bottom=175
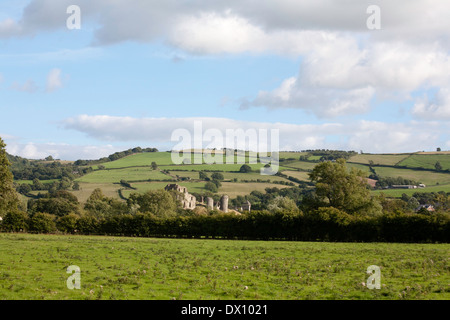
left=12, top=149, right=450, bottom=203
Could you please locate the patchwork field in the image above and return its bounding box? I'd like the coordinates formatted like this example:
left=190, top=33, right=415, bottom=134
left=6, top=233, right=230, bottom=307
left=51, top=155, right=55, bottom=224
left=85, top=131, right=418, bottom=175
left=77, top=167, right=174, bottom=183
left=374, top=167, right=450, bottom=186
left=16, top=151, right=450, bottom=203
left=347, top=154, right=410, bottom=166
left=0, top=233, right=448, bottom=300
left=397, top=154, right=450, bottom=171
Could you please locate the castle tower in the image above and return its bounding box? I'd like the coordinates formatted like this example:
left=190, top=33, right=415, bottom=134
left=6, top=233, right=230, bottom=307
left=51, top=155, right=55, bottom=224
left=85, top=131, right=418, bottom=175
left=220, top=195, right=229, bottom=213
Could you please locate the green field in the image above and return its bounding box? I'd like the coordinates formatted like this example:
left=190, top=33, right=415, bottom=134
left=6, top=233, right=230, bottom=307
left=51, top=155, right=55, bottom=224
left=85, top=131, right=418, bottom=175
left=101, top=152, right=176, bottom=169
left=121, top=181, right=208, bottom=198
left=76, top=168, right=174, bottom=184
left=16, top=151, right=450, bottom=203
left=0, top=233, right=448, bottom=300
left=373, top=184, right=450, bottom=197
left=374, top=166, right=450, bottom=186
left=283, top=171, right=311, bottom=181
left=397, top=154, right=450, bottom=171
left=217, top=182, right=292, bottom=198
left=101, top=151, right=275, bottom=169
left=281, top=161, right=317, bottom=171
left=347, top=154, right=410, bottom=166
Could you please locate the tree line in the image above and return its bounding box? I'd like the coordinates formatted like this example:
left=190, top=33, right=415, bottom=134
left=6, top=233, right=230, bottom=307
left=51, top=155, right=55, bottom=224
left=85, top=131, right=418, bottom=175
left=1, top=137, right=449, bottom=242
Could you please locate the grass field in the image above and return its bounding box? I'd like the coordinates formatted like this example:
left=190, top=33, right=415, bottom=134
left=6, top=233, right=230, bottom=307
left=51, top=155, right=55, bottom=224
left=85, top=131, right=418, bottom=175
left=121, top=181, right=208, bottom=198
left=347, top=154, right=410, bottom=166
left=283, top=171, right=311, bottom=181
left=397, top=154, right=450, bottom=171
left=71, top=183, right=123, bottom=203
left=374, top=167, right=450, bottom=186
left=0, top=233, right=448, bottom=300
left=76, top=168, right=174, bottom=184
left=372, top=184, right=450, bottom=197
left=101, top=152, right=176, bottom=169
left=280, top=161, right=317, bottom=171
left=159, top=163, right=276, bottom=172
left=217, top=182, right=292, bottom=198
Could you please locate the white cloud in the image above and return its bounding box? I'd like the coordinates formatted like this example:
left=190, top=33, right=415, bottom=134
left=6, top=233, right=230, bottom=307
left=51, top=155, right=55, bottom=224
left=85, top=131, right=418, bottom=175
left=62, top=115, right=449, bottom=155
left=0, top=17, right=22, bottom=37
left=243, top=38, right=450, bottom=117
left=46, top=68, right=63, bottom=92
left=412, top=88, right=450, bottom=120
left=5, top=140, right=119, bottom=160
left=10, top=79, right=38, bottom=93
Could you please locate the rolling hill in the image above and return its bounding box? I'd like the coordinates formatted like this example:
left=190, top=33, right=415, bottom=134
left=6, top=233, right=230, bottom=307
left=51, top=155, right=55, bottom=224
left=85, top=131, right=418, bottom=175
left=12, top=149, right=450, bottom=204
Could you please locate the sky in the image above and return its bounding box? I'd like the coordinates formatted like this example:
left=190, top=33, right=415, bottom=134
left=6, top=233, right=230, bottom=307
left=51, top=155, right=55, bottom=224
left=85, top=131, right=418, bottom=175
left=0, top=0, right=449, bottom=160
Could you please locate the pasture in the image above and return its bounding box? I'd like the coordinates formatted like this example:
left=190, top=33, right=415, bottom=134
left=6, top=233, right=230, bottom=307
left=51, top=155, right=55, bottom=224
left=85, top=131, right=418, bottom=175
left=347, top=154, right=409, bottom=166
left=397, top=154, right=450, bottom=171
left=76, top=167, right=173, bottom=184
left=0, top=233, right=448, bottom=300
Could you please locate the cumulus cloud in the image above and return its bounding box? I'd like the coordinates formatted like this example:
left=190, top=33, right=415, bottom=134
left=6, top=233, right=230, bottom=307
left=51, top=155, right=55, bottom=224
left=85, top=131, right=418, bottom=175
left=62, top=115, right=449, bottom=154
left=46, top=68, right=63, bottom=92
left=412, top=88, right=450, bottom=120
left=243, top=38, right=450, bottom=118
left=2, top=0, right=450, bottom=120
left=5, top=140, right=119, bottom=160
left=10, top=79, right=39, bottom=93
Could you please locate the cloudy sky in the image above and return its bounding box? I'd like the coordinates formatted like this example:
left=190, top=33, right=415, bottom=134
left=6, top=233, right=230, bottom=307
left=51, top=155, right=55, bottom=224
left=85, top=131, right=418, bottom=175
left=1, top=0, right=449, bottom=160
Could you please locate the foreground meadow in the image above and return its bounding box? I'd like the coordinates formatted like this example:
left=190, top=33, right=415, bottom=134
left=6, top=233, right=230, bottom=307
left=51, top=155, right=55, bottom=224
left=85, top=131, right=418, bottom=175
left=0, top=233, right=448, bottom=300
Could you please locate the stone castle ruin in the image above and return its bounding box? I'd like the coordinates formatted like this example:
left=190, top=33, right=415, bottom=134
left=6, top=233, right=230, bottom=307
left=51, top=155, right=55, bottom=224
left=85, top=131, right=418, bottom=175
left=165, top=184, right=196, bottom=210
left=206, top=195, right=229, bottom=213
left=165, top=184, right=249, bottom=214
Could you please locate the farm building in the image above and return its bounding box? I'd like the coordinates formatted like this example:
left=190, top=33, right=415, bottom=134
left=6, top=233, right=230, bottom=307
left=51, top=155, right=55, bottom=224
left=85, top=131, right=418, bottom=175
left=415, top=204, right=435, bottom=212
left=391, top=185, right=418, bottom=189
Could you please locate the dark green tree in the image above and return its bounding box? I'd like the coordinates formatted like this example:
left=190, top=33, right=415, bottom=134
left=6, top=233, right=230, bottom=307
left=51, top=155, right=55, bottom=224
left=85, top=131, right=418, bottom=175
left=127, top=189, right=178, bottom=218
left=435, top=161, right=442, bottom=171
left=239, top=164, right=252, bottom=173
left=0, top=137, right=19, bottom=214
left=211, top=172, right=224, bottom=181
left=309, top=159, right=382, bottom=216
left=204, top=181, right=218, bottom=193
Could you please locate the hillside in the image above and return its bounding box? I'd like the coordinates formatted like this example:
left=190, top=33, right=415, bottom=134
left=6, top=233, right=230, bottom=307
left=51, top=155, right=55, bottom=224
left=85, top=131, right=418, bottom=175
left=11, top=149, right=450, bottom=205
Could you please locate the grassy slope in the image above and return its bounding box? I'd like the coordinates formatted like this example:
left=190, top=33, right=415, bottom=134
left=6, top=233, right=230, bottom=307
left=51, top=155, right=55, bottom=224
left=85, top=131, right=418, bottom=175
left=397, top=154, right=450, bottom=171
left=16, top=151, right=446, bottom=202
left=0, top=233, right=448, bottom=300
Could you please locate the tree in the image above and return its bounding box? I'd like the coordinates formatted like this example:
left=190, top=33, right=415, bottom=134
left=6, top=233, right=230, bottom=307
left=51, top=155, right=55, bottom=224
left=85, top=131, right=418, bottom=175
left=84, top=188, right=128, bottom=219
left=239, top=164, right=252, bottom=173
left=308, top=159, right=382, bottom=216
left=28, top=191, right=80, bottom=217
left=151, top=162, right=158, bottom=170
left=267, top=196, right=299, bottom=213
left=435, top=161, right=442, bottom=171
left=211, top=172, right=224, bottom=181
left=127, top=190, right=178, bottom=218
left=0, top=137, right=19, bottom=214
left=32, top=178, right=44, bottom=191
left=437, top=147, right=441, bottom=152
left=204, top=181, right=218, bottom=193
left=29, top=212, right=57, bottom=233
left=199, top=171, right=209, bottom=180
left=72, top=181, right=80, bottom=191
left=1, top=210, right=28, bottom=232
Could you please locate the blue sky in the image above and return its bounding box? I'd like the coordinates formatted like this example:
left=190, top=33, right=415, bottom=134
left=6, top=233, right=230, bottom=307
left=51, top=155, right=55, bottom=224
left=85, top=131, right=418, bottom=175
left=1, top=0, right=449, bottom=160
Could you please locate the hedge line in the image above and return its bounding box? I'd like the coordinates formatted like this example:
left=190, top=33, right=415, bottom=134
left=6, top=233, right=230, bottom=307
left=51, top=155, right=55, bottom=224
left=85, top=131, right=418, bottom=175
left=2, top=210, right=448, bottom=243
